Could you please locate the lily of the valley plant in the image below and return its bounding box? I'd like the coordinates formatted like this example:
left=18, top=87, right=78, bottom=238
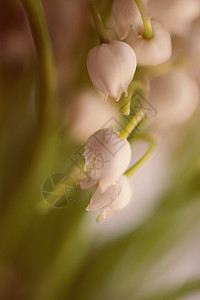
left=78, top=0, right=199, bottom=221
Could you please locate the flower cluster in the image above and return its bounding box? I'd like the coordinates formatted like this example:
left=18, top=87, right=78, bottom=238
left=79, top=0, right=200, bottom=222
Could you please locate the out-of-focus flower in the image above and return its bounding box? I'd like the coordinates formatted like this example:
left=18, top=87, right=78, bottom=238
left=148, top=0, right=200, bottom=37
left=79, top=128, right=131, bottom=192
left=87, top=40, right=137, bottom=100
left=179, top=21, right=200, bottom=84
left=126, top=19, right=172, bottom=66
left=149, top=70, right=199, bottom=129
left=112, top=0, right=148, bottom=40
left=86, top=175, right=132, bottom=222
left=63, top=90, right=120, bottom=141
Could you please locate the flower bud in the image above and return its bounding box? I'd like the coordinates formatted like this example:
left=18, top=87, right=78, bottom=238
left=112, top=0, right=148, bottom=40
left=86, top=175, right=132, bottom=222
left=126, top=20, right=172, bottom=66
left=87, top=40, right=137, bottom=101
left=79, top=128, right=131, bottom=192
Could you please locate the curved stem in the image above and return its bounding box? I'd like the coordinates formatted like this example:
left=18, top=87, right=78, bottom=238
left=119, top=109, right=145, bottom=139
left=19, top=0, right=58, bottom=132
left=135, top=0, right=153, bottom=39
left=125, top=135, right=155, bottom=177
left=89, top=2, right=110, bottom=44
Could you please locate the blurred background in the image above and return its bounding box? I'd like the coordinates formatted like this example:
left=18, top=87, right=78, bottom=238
left=0, top=0, right=200, bottom=299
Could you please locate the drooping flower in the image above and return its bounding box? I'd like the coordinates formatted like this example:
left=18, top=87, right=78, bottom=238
left=87, top=40, right=137, bottom=101
left=148, top=70, right=199, bottom=129
left=112, top=0, right=148, bottom=40
left=86, top=175, right=132, bottom=222
left=126, top=20, right=172, bottom=66
left=79, top=128, right=131, bottom=192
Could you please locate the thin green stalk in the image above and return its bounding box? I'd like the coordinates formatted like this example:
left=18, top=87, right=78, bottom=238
left=19, top=0, right=58, bottom=131
left=89, top=2, right=110, bottom=43
left=33, top=218, right=94, bottom=300
left=119, top=110, right=145, bottom=139
left=120, top=81, right=147, bottom=115
left=125, top=135, right=155, bottom=177
left=135, top=0, right=153, bottom=39
left=0, top=0, right=59, bottom=258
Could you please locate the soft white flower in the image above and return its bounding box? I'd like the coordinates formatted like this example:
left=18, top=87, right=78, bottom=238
left=87, top=40, right=137, bottom=100
left=86, top=175, right=132, bottom=222
left=149, top=70, right=199, bottom=129
left=79, top=128, right=131, bottom=192
left=63, top=90, right=120, bottom=141
left=112, top=0, right=148, bottom=40
left=148, top=0, right=200, bottom=37
left=126, top=20, right=172, bottom=66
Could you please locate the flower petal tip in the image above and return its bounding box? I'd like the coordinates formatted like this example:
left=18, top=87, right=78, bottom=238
left=86, top=205, right=91, bottom=211
left=86, top=202, right=97, bottom=211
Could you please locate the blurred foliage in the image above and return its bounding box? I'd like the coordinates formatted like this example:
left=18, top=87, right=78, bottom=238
left=0, top=0, right=200, bottom=300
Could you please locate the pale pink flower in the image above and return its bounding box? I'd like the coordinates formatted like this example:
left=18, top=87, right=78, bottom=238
left=112, top=0, right=148, bottom=39
left=87, top=40, right=137, bottom=100
left=79, top=128, right=131, bottom=192
left=126, top=20, right=172, bottom=66
left=86, top=175, right=132, bottom=222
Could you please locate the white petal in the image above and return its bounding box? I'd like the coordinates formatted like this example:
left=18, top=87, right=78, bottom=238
left=86, top=182, right=121, bottom=211
left=87, top=41, right=137, bottom=100
left=82, top=128, right=132, bottom=191
left=126, top=20, right=172, bottom=66
left=111, top=41, right=137, bottom=96
left=97, top=175, right=132, bottom=222
left=107, top=175, right=132, bottom=210
left=87, top=43, right=121, bottom=99
left=112, top=0, right=148, bottom=39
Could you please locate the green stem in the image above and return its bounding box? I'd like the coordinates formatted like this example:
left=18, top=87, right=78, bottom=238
left=33, top=218, right=93, bottom=300
left=135, top=0, right=153, bottom=39
left=89, top=2, right=110, bottom=43
left=119, top=110, right=145, bottom=139
left=120, top=81, right=147, bottom=115
left=19, top=0, right=58, bottom=132
left=0, top=0, right=60, bottom=258
left=125, top=135, right=155, bottom=177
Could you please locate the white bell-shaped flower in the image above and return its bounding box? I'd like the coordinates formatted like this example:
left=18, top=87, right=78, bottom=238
left=63, top=90, right=120, bottom=141
left=148, top=0, right=200, bottom=37
left=149, top=70, right=199, bottom=129
left=126, top=20, right=172, bottom=66
left=86, top=175, right=132, bottom=222
left=79, top=128, right=131, bottom=192
left=87, top=40, right=137, bottom=101
left=112, top=0, right=148, bottom=40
